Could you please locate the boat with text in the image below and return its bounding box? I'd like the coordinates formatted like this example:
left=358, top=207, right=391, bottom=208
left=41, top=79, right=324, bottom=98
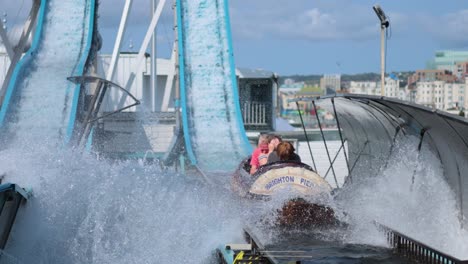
left=232, top=158, right=338, bottom=228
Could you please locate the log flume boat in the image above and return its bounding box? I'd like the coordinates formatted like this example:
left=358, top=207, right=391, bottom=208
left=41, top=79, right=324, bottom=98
left=232, top=157, right=338, bottom=228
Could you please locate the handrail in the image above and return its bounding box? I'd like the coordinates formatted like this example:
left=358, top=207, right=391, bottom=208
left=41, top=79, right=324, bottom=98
left=380, top=224, right=468, bottom=263
left=67, top=75, right=140, bottom=147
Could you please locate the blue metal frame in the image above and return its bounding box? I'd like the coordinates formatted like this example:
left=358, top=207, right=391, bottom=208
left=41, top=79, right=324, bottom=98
left=176, top=0, right=197, bottom=165
left=222, top=0, right=252, bottom=153
left=0, top=183, right=30, bottom=200
left=0, top=0, right=47, bottom=127
left=216, top=245, right=235, bottom=263
left=65, top=0, right=97, bottom=144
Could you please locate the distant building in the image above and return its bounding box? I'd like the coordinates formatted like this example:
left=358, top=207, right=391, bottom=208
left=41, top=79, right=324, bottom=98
left=455, top=61, right=468, bottom=80
left=320, top=74, right=340, bottom=92
left=398, top=87, right=408, bottom=101
left=349, top=81, right=378, bottom=95
left=283, top=78, right=295, bottom=85
left=427, top=50, right=468, bottom=72
left=279, top=87, right=301, bottom=114
left=408, top=69, right=457, bottom=87
left=444, top=82, right=466, bottom=111
left=278, top=83, right=323, bottom=117
left=348, top=76, right=401, bottom=99
left=416, top=81, right=445, bottom=109
left=415, top=78, right=468, bottom=114
left=385, top=75, right=400, bottom=98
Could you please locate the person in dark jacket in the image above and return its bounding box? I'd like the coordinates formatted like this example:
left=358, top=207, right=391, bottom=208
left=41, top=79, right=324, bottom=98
left=270, top=141, right=301, bottom=163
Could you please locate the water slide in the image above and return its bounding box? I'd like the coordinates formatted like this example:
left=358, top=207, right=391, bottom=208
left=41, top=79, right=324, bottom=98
left=0, top=0, right=97, bottom=145
left=176, top=0, right=252, bottom=171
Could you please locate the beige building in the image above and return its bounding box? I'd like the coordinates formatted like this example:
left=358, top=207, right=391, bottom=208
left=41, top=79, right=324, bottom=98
left=348, top=77, right=402, bottom=99
left=415, top=78, right=468, bottom=113
left=349, top=81, right=378, bottom=95
left=320, top=74, right=341, bottom=92
left=416, top=81, right=445, bottom=109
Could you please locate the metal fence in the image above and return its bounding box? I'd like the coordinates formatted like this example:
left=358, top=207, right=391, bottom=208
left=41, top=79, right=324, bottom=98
left=384, top=226, right=468, bottom=263
left=242, top=101, right=270, bottom=126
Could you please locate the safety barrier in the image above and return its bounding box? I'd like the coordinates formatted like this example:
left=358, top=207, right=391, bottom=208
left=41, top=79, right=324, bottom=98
left=242, top=101, right=270, bottom=126
left=384, top=226, right=468, bottom=263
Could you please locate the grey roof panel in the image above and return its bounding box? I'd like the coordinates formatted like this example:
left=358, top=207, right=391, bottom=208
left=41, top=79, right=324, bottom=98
left=236, top=67, right=276, bottom=79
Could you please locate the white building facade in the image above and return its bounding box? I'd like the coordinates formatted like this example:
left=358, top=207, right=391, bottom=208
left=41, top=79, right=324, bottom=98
left=348, top=77, right=404, bottom=99
left=415, top=78, right=468, bottom=113
left=320, top=74, right=341, bottom=92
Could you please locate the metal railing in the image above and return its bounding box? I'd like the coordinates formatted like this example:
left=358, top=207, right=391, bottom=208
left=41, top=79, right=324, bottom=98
left=284, top=114, right=337, bottom=128
left=383, top=226, right=468, bottom=263
left=242, top=101, right=270, bottom=126
left=67, top=75, right=140, bottom=148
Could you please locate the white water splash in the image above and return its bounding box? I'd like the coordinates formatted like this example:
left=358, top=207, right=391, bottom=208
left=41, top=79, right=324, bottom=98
left=0, top=143, right=247, bottom=264
left=337, top=136, right=468, bottom=259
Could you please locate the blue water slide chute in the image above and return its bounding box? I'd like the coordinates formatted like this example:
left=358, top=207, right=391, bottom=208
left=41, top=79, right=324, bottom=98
left=176, top=0, right=252, bottom=171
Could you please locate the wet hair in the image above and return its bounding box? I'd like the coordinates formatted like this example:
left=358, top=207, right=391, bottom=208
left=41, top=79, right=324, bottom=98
left=267, top=134, right=282, bottom=143
left=276, top=141, right=295, bottom=161
left=257, top=134, right=269, bottom=146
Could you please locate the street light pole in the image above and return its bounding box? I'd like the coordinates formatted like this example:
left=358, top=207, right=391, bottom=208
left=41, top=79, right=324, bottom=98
left=380, top=24, right=385, bottom=96
left=373, top=5, right=389, bottom=96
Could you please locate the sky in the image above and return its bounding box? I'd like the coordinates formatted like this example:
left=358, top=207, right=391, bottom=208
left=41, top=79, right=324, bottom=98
left=2, top=0, right=468, bottom=75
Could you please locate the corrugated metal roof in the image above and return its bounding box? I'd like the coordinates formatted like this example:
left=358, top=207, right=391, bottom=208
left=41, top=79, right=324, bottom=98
left=236, top=67, right=276, bottom=78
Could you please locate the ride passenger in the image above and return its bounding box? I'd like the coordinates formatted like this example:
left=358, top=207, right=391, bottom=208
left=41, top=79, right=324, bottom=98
left=276, top=141, right=301, bottom=162
left=265, top=134, right=282, bottom=164
left=250, top=134, right=269, bottom=175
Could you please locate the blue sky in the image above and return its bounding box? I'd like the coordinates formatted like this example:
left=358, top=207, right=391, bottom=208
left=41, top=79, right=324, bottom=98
left=3, top=0, right=468, bottom=75
left=227, top=0, right=468, bottom=75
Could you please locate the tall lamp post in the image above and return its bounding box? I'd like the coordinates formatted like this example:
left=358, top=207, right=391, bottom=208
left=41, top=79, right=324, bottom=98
left=373, top=5, right=389, bottom=96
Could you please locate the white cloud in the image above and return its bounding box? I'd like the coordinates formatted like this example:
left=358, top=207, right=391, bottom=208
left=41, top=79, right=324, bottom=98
left=418, top=9, right=468, bottom=48
left=229, top=1, right=468, bottom=49
left=2, top=1, right=467, bottom=50
left=229, top=2, right=379, bottom=42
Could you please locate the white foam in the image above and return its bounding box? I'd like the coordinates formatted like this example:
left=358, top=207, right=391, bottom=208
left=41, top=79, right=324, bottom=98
left=337, top=136, right=468, bottom=258
left=0, top=143, right=245, bottom=263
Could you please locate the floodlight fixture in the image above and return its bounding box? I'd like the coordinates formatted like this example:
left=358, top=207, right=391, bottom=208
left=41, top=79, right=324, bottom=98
left=372, top=4, right=390, bottom=96
left=373, top=5, right=389, bottom=28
